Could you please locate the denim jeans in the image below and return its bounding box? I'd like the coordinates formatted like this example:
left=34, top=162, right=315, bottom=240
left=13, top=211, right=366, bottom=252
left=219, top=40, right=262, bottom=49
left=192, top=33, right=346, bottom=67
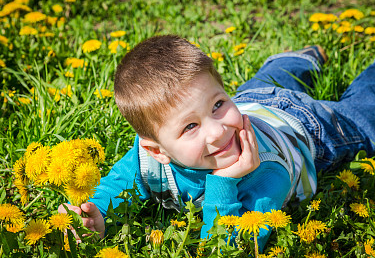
left=233, top=52, right=375, bottom=172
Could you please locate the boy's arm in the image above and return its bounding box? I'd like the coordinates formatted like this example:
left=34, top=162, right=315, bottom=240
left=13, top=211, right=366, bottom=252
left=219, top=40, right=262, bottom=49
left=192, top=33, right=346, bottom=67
left=201, top=161, right=291, bottom=253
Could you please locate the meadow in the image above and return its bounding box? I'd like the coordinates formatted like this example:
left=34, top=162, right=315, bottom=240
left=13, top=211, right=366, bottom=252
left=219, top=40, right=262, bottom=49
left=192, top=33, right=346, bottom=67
left=1, top=0, right=375, bottom=257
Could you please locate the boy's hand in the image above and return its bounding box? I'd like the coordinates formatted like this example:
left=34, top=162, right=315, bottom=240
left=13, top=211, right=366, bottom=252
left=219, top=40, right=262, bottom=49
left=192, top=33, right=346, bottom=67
left=212, top=115, right=260, bottom=178
left=58, top=202, right=105, bottom=239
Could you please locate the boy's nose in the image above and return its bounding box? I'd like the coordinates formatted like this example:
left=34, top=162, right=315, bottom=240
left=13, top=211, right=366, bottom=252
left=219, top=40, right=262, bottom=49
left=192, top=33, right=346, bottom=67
left=205, top=120, right=225, bottom=144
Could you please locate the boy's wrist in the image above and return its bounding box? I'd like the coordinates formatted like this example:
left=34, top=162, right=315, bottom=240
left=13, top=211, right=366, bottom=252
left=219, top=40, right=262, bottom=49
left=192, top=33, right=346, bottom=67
left=204, top=174, right=241, bottom=204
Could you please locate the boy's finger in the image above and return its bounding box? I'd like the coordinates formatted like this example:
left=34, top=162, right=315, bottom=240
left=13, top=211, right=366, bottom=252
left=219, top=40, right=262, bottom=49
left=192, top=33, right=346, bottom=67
left=58, top=203, right=81, bottom=215
left=81, top=202, right=101, bottom=218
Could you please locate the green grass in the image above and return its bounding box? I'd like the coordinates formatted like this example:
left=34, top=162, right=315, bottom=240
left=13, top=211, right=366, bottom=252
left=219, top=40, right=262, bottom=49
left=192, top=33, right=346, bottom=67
left=1, top=0, right=375, bottom=257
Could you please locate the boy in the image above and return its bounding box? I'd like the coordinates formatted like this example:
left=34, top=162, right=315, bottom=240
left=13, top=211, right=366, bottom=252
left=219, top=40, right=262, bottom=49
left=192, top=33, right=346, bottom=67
left=59, top=35, right=375, bottom=251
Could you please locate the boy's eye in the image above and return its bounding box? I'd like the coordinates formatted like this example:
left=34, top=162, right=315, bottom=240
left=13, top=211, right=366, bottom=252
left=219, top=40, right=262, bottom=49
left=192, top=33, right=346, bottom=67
left=213, top=100, right=224, bottom=111
left=183, top=123, right=197, bottom=133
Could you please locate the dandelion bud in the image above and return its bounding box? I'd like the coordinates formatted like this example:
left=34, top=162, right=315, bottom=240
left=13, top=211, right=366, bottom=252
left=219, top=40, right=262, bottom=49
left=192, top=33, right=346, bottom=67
left=122, top=224, right=130, bottom=235
left=145, top=225, right=151, bottom=235
left=150, top=229, right=164, bottom=249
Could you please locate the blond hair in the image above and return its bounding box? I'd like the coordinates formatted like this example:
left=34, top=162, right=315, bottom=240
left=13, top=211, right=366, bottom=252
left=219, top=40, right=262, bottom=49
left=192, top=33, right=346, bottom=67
left=114, top=35, right=223, bottom=141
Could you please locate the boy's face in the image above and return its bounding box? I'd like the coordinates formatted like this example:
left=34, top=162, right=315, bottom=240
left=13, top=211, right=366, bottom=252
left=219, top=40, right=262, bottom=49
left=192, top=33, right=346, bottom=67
left=144, top=72, right=244, bottom=170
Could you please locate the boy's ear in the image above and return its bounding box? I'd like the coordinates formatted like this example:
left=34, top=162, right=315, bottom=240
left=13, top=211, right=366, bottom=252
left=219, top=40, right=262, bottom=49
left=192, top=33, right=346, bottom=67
left=140, top=138, right=171, bottom=165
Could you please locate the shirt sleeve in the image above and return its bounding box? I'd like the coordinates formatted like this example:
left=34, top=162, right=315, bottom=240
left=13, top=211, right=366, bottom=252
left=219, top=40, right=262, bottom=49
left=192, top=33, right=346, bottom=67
left=200, top=161, right=291, bottom=253
left=89, top=137, right=150, bottom=218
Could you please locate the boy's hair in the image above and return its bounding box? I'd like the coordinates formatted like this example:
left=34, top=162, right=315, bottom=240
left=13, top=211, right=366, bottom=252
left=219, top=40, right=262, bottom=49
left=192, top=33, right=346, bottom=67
left=114, top=35, right=223, bottom=141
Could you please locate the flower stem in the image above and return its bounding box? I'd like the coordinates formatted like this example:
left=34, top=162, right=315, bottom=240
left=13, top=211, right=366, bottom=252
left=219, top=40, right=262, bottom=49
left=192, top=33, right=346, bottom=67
left=254, top=232, right=259, bottom=258
left=22, top=191, right=43, bottom=212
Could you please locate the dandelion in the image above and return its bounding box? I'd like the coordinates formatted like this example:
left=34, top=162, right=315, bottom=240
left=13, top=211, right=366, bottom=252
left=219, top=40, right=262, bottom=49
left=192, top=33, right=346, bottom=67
left=305, top=251, right=327, bottom=258
left=234, top=49, right=244, bottom=56
left=18, top=97, right=31, bottom=104
left=57, top=17, right=65, bottom=27
left=310, top=199, right=321, bottom=211
left=339, top=9, right=364, bottom=20
left=0, top=59, right=5, bottom=67
left=0, top=203, right=24, bottom=223
left=84, top=138, right=105, bottom=163
left=13, top=156, right=27, bottom=180
left=294, top=220, right=326, bottom=243
left=237, top=211, right=268, bottom=234
left=110, top=30, right=126, bottom=37
left=74, top=162, right=101, bottom=188
left=170, top=219, right=187, bottom=228
left=65, top=0, right=76, bottom=2
left=14, top=178, right=30, bottom=204
left=24, top=219, right=51, bottom=245
left=230, top=81, right=238, bottom=87
left=6, top=220, right=25, bottom=233
left=218, top=215, right=239, bottom=227
left=209, top=52, right=223, bottom=61
left=336, top=26, right=352, bottom=33
left=46, top=16, right=58, bottom=26
left=25, top=145, right=50, bottom=181
left=225, top=26, right=236, bottom=33
left=48, top=87, right=60, bottom=102
left=23, top=11, right=46, bottom=23
left=360, top=158, right=375, bottom=175
left=66, top=57, right=85, bottom=68
left=371, top=11, right=375, bottom=16
left=336, top=169, right=359, bottom=190
left=150, top=229, right=164, bottom=249
left=312, top=23, right=320, bottom=31
left=96, top=246, right=128, bottom=258
left=269, top=246, right=286, bottom=257
left=65, top=71, right=74, bottom=78
left=19, top=26, right=38, bottom=35
left=49, top=213, right=73, bottom=231
left=64, top=182, right=96, bottom=207
left=350, top=203, right=369, bottom=217
left=47, top=49, right=55, bottom=56
left=365, top=27, right=375, bottom=35
left=234, top=43, right=246, bottom=51
left=0, top=2, right=31, bottom=17
left=265, top=209, right=291, bottom=229
left=82, top=39, right=102, bottom=53
left=189, top=41, right=200, bottom=48
left=94, top=89, right=113, bottom=99
left=108, top=40, right=127, bottom=53
left=309, top=13, right=326, bottom=22
left=371, top=36, right=375, bottom=42
left=25, top=142, right=43, bottom=158
left=0, top=35, right=8, bottom=46
left=52, top=4, right=63, bottom=14
left=354, top=25, right=364, bottom=32
left=365, top=238, right=375, bottom=257
left=61, top=85, right=73, bottom=97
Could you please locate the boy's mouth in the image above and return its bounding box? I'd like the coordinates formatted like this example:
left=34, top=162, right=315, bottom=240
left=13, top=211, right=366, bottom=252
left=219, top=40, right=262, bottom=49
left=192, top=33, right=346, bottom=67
left=208, top=134, right=235, bottom=157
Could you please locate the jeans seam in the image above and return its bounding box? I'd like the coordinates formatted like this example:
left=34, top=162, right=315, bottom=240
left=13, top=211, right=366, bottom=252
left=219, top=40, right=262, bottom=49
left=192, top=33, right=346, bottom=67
left=264, top=53, right=321, bottom=72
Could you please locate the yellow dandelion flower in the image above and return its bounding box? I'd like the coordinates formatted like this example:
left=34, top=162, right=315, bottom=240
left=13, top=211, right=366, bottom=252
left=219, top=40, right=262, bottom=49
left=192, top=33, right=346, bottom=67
left=47, top=159, right=73, bottom=186
left=170, top=219, right=186, bottom=228
left=66, top=57, right=85, bottom=68
left=74, top=162, right=100, bottom=188
left=237, top=211, right=268, bottom=235
left=269, top=246, right=286, bottom=257
left=234, top=43, right=247, bottom=51
left=0, top=35, right=8, bottom=46
left=82, top=39, right=102, bottom=53
left=325, top=14, right=338, bottom=22
left=0, top=59, right=5, bottom=68
left=13, top=156, right=27, bottom=180
left=52, top=4, right=63, bottom=14
left=47, top=87, right=60, bottom=102
left=370, top=36, right=375, bottom=42
left=265, top=209, right=291, bottom=229
left=305, top=251, right=327, bottom=258
left=64, top=182, right=96, bottom=207
left=309, top=13, right=326, bottom=22
left=23, top=11, right=46, bottom=23
left=110, top=30, right=126, bottom=38
left=225, top=26, right=236, bottom=33
left=49, top=213, right=73, bottom=231
left=61, top=85, right=73, bottom=97
left=6, top=220, right=25, bottom=233
left=336, top=26, right=352, bottom=33
left=19, top=26, right=37, bottom=35
left=18, top=97, right=31, bottom=104
left=360, top=158, right=375, bottom=175
left=46, top=16, right=58, bottom=26
left=294, top=220, right=326, bottom=243
left=0, top=2, right=31, bottom=17
left=150, top=229, right=164, bottom=249
left=310, top=199, right=321, bottom=211
left=25, top=142, right=43, bottom=158
left=94, top=89, right=113, bottom=99
left=209, top=52, right=224, bottom=61
left=108, top=40, right=127, bottom=54
left=308, top=220, right=327, bottom=232
left=83, top=138, right=105, bottom=163
left=339, top=9, right=364, bottom=20
left=25, top=145, right=50, bottom=181
left=340, top=36, right=350, bottom=43
left=336, top=169, right=359, bottom=190
left=24, top=219, right=51, bottom=245
left=95, top=246, right=128, bottom=258
left=0, top=203, right=24, bottom=223
left=47, top=49, right=55, bottom=56
left=371, top=11, right=375, bottom=16
left=189, top=41, right=200, bottom=48
left=218, top=215, right=239, bottom=227
left=365, top=27, right=375, bottom=35
left=14, top=178, right=29, bottom=204
left=57, top=17, right=65, bottom=27
left=65, top=71, right=74, bottom=78
left=365, top=238, right=375, bottom=257
left=230, top=81, right=238, bottom=87
left=312, top=23, right=320, bottom=31
left=65, top=0, right=76, bottom=2
left=350, top=203, right=369, bottom=217
left=14, top=0, right=29, bottom=4
left=354, top=25, right=364, bottom=32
